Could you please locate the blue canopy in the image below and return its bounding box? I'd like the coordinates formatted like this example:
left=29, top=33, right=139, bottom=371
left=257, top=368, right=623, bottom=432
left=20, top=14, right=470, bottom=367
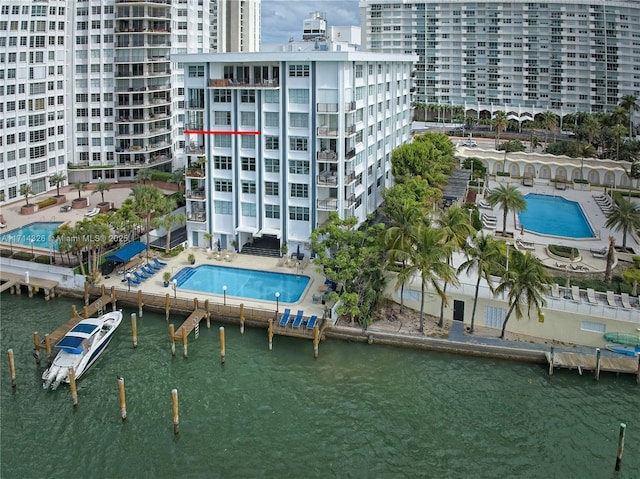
left=106, top=241, right=147, bottom=263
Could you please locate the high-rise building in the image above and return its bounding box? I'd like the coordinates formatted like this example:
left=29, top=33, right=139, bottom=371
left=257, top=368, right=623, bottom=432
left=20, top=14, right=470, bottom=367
left=0, top=0, right=261, bottom=205
left=360, top=0, right=640, bottom=122
left=177, top=46, right=415, bottom=250
left=0, top=1, right=69, bottom=204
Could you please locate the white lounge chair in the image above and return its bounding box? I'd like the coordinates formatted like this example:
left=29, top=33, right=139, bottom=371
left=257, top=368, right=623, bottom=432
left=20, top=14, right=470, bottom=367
left=571, top=285, right=580, bottom=301
left=517, top=240, right=535, bottom=250
left=551, top=283, right=560, bottom=298
left=606, top=291, right=617, bottom=307
left=478, top=200, right=492, bottom=209
left=586, top=288, right=597, bottom=304
left=85, top=207, right=100, bottom=217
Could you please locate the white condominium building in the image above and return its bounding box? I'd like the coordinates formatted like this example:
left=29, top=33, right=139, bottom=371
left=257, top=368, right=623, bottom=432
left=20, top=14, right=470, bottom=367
left=360, top=0, right=640, bottom=120
left=176, top=47, right=416, bottom=250
left=0, top=0, right=69, bottom=204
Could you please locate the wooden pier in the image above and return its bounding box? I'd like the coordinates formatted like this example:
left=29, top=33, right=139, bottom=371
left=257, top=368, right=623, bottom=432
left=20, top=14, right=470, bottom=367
left=0, top=271, right=58, bottom=300
left=546, top=349, right=640, bottom=383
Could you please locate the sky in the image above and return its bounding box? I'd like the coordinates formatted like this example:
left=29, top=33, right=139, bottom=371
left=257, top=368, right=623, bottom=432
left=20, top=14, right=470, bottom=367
left=261, top=0, right=361, bottom=44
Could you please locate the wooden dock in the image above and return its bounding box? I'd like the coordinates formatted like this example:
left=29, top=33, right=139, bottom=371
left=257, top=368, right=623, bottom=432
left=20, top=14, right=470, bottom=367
left=0, top=271, right=58, bottom=299
left=546, top=350, right=639, bottom=382
left=172, top=308, right=209, bottom=340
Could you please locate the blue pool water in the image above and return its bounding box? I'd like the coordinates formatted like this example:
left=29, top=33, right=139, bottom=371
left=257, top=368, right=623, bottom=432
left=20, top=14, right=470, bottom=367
left=0, top=222, right=63, bottom=250
left=519, top=194, right=595, bottom=238
left=174, top=265, right=310, bottom=303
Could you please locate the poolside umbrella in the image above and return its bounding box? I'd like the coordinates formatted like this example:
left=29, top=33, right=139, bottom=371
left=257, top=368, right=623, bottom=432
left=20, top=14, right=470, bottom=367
left=296, top=244, right=300, bottom=259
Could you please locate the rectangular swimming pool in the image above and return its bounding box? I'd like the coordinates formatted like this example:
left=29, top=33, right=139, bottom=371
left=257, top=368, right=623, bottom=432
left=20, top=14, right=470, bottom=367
left=173, top=265, right=310, bottom=303
left=0, top=222, right=63, bottom=250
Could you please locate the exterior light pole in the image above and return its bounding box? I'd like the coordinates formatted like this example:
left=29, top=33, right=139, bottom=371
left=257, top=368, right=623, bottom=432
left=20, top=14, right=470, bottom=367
left=126, top=273, right=131, bottom=292
left=30, top=238, right=35, bottom=259
left=506, top=242, right=512, bottom=272
left=275, top=291, right=280, bottom=315
left=172, top=279, right=177, bottom=299
left=222, top=285, right=227, bottom=306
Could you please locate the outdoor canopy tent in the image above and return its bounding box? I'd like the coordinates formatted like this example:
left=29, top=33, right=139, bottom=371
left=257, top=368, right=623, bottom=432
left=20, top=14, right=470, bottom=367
left=105, top=241, right=147, bottom=263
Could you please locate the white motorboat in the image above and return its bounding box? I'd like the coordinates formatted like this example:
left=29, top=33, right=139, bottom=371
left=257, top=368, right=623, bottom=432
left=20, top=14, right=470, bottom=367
left=42, top=310, right=123, bottom=390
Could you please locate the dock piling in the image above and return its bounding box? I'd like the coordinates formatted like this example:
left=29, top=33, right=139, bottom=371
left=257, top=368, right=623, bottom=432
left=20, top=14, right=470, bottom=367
left=69, top=368, right=78, bottom=408
left=219, top=327, right=225, bottom=364
left=548, top=347, right=554, bottom=376
left=615, top=423, right=626, bottom=472
left=239, top=303, right=245, bottom=335
left=204, top=299, right=210, bottom=329
left=268, top=319, right=273, bottom=351
left=169, top=324, right=175, bottom=356
left=33, top=332, right=41, bottom=365
left=84, top=282, right=89, bottom=305
left=137, top=290, right=143, bottom=318
left=44, top=334, right=52, bottom=365
left=165, top=294, right=170, bottom=322
left=313, top=325, right=319, bottom=359
left=131, top=313, right=138, bottom=348
left=171, top=389, right=179, bottom=435
left=182, top=331, right=188, bottom=359
left=118, top=377, right=127, bottom=421
left=83, top=306, right=89, bottom=319
left=595, top=348, right=601, bottom=381
left=7, top=349, right=16, bottom=388
left=111, top=286, right=117, bottom=311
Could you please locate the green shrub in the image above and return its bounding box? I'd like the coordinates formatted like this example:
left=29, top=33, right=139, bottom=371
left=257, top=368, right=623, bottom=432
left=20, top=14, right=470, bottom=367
left=165, top=245, right=184, bottom=258
left=12, top=251, right=34, bottom=261
left=548, top=244, right=579, bottom=259
left=573, top=178, right=589, bottom=184
left=34, top=255, right=52, bottom=264
left=0, top=249, right=12, bottom=257
left=36, top=197, right=57, bottom=209
left=150, top=170, right=172, bottom=182
left=497, top=171, right=511, bottom=177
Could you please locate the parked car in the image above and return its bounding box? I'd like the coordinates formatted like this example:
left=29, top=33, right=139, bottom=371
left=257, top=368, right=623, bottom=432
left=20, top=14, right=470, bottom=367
left=462, top=139, right=477, bottom=147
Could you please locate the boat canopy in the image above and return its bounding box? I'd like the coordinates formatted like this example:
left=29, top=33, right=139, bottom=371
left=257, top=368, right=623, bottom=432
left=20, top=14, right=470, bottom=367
left=105, top=241, right=147, bottom=263
left=57, top=336, right=86, bottom=354
left=71, top=323, right=99, bottom=334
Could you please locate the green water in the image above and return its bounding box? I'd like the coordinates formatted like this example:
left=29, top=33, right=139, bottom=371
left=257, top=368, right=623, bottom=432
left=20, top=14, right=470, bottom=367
left=1, top=294, right=638, bottom=478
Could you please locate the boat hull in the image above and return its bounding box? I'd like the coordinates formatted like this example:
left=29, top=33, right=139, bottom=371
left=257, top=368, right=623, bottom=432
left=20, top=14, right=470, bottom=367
left=605, top=343, right=640, bottom=357
left=42, top=311, right=123, bottom=389
left=603, top=332, right=640, bottom=347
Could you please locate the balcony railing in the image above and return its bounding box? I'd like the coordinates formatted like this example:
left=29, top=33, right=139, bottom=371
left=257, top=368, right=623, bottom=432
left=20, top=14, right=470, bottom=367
left=317, top=127, right=338, bottom=137
left=344, top=171, right=356, bottom=184
left=317, top=103, right=338, bottom=113
left=345, top=194, right=356, bottom=208
left=187, top=212, right=206, bottom=222
left=185, top=146, right=205, bottom=155
left=317, top=173, right=338, bottom=186
left=345, top=101, right=356, bottom=111
left=345, top=124, right=356, bottom=135
left=317, top=198, right=338, bottom=210
left=208, top=78, right=279, bottom=88
left=317, top=150, right=337, bottom=161
left=185, top=168, right=206, bottom=178
left=345, top=148, right=356, bottom=160
left=186, top=190, right=206, bottom=200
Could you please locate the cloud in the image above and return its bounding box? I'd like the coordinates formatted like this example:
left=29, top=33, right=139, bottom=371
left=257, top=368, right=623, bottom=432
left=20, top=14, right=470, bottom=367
left=260, top=0, right=361, bottom=44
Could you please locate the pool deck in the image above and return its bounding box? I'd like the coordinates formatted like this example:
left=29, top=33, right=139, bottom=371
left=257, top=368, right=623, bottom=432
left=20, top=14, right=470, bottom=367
left=478, top=180, right=640, bottom=273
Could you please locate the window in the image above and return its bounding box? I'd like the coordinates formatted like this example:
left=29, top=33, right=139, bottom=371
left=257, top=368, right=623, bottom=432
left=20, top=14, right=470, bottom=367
left=214, top=200, right=232, bottom=215
left=241, top=135, right=255, bottom=149
left=264, top=182, right=279, bottom=196
left=289, top=160, right=309, bottom=175
left=240, top=90, right=255, bottom=103
left=265, top=136, right=279, bottom=150
left=264, top=90, right=279, bottom=103
left=289, top=113, right=308, bottom=128
left=214, top=136, right=231, bottom=148
left=214, top=180, right=233, bottom=192
left=265, top=204, right=280, bottom=219
left=213, top=155, right=232, bottom=170
left=290, top=184, right=308, bottom=198
left=241, top=202, right=257, bottom=217
left=289, top=89, right=309, bottom=104
left=240, top=112, right=255, bottom=126
left=264, top=112, right=279, bottom=127
left=265, top=158, right=280, bottom=173
left=289, top=137, right=308, bottom=151
left=241, top=181, right=256, bottom=194
left=188, top=65, right=204, bottom=77
left=241, top=157, right=256, bottom=171
left=288, top=64, right=309, bottom=77
left=213, top=89, right=231, bottom=102
left=214, top=111, right=231, bottom=125
left=289, top=206, right=309, bottom=221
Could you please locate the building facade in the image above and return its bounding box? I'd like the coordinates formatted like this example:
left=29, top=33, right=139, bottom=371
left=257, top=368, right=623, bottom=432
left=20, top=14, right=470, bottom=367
left=0, top=0, right=261, bottom=205
left=177, top=49, right=416, bottom=251
left=360, top=0, right=640, bottom=122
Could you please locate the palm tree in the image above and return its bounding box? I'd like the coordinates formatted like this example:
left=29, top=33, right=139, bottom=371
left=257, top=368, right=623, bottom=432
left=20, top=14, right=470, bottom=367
left=494, top=251, right=551, bottom=339
left=581, top=115, right=602, bottom=153
left=604, top=236, right=616, bottom=284
left=48, top=173, right=67, bottom=197
left=404, top=225, right=457, bottom=334
left=486, top=184, right=527, bottom=236
left=576, top=142, right=597, bottom=180
left=19, top=183, right=34, bottom=206
left=541, top=111, right=558, bottom=147
left=457, top=233, right=502, bottom=334
left=152, top=198, right=186, bottom=254
left=605, top=197, right=640, bottom=250
left=130, top=185, right=169, bottom=260
left=610, top=124, right=627, bottom=161
left=92, top=181, right=111, bottom=205
left=619, top=94, right=639, bottom=139
left=435, top=205, right=475, bottom=327
left=492, top=111, right=508, bottom=148
left=169, top=170, right=185, bottom=192
left=70, top=180, right=87, bottom=200
left=134, top=168, right=153, bottom=185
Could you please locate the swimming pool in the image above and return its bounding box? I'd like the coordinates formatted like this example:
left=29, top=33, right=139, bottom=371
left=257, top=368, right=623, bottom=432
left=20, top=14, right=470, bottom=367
left=0, top=222, right=63, bottom=250
left=519, top=194, right=595, bottom=239
left=173, top=265, right=310, bottom=303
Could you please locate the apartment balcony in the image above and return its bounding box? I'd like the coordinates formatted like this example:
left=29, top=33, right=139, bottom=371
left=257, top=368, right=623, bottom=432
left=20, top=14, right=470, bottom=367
left=345, top=194, right=356, bottom=208
left=208, top=78, right=279, bottom=88
left=317, top=150, right=337, bottom=162
left=345, top=148, right=356, bottom=160
left=187, top=210, right=207, bottom=223
left=345, top=124, right=356, bottom=135
left=317, top=103, right=339, bottom=113
left=115, top=152, right=172, bottom=167
left=185, top=145, right=205, bottom=155
left=317, top=172, right=338, bottom=186
left=317, top=127, right=339, bottom=137
left=185, top=168, right=206, bottom=178
left=344, top=171, right=356, bottom=185
left=186, top=190, right=206, bottom=201
left=317, top=198, right=338, bottom=211
left=345, top=101, right=356, bottom=111
left=184, top=123, right=204, bottom=131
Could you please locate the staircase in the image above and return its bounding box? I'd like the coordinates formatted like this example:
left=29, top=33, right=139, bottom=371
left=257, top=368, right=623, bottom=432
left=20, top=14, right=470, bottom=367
left=239, top=244, right=280, bottom=258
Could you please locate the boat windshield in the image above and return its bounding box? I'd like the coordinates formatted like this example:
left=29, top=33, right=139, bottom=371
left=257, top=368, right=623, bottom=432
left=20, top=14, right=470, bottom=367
left=70, top=323, right=99, bottom=335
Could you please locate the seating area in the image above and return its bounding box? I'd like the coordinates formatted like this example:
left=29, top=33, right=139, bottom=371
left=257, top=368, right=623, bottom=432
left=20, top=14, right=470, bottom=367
left=590, top=246, right=608, bottom=258
left=126, top=259, right=163, bottom=286
left=593, top=194, right=613, bottom=214
left=481, top=213, right=497, bottom=230
left=209, top=250, right=236, bottom=262
left=85, top=207, right=100, bottom=217
left=277, top=308, right=319, bottom=330
left=478, top=200, right=492, bottom=209
left=549, top=283, right=639, bottom=309
left=516, top=240, right=535, bottom=250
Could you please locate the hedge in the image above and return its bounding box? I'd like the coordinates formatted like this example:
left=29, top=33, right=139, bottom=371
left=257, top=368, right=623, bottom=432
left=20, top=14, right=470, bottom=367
left=150, top=170, right=172, bottom=182
left=0, top=249, right=12, bottom=257
left=36, top=197, right=57, bottom=209
left=548, top=244, right=579, bottom=259
left=12, top=251, right=34, bottom=261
